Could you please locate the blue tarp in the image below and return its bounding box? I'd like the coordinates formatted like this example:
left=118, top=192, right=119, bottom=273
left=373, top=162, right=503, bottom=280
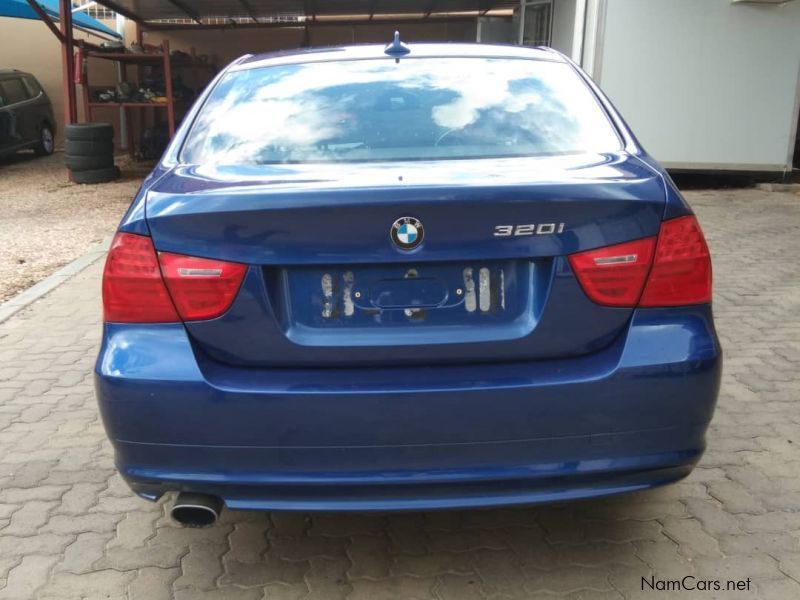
left=0, top=0, right=122, bottom=39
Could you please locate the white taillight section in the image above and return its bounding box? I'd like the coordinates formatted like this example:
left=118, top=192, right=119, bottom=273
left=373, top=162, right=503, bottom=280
left=593, top=254, right=638, bottom=266
left=178, top=268, right=223, bottom=277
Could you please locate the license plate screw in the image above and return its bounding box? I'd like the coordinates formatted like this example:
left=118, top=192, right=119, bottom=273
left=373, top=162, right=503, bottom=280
left=456, top=288, right=463, bottom=296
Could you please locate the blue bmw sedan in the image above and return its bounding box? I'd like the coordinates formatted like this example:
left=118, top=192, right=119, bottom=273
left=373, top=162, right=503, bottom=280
left=95, top=39, right=721, bottom=526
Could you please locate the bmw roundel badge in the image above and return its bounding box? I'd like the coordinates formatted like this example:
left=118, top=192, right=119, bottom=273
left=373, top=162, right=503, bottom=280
left=391, top=216, right=424, bottom=250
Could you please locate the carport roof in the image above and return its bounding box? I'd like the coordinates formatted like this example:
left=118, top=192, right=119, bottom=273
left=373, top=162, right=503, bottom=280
left=1, top=0, right=121, bottom=37
left=93, top=1, right=517, bottom=24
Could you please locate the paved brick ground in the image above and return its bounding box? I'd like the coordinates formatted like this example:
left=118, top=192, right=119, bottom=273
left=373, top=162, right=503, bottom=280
left=1, top=188, right=799, bottom=600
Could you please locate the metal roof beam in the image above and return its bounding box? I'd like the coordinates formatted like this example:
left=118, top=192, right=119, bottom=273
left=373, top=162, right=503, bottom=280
left=164, top=0, right=203, bottom=24
left=145, top=14, right=475, bottom=31
left=91, top=0, right=144, bottom=22
left=424, top=0, right=437, bottom=18
left=238, top=0, right=260, bottom=23
left=24, top=0, right=103, bottom=49
left=25, top=0, right=65, bottom=42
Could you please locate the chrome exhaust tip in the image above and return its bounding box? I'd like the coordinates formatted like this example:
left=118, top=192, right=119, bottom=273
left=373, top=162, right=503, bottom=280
left=170, top=492, right=223, bottom=527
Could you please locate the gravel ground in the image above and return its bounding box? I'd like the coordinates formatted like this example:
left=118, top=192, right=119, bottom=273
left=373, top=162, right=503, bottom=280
left=0, top=151, right=150, bottom=302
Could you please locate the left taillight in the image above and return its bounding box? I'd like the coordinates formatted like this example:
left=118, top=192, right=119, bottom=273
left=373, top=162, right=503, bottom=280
left=102, top=232, right=246, bottom=323
left=103, top=233, right=180, bottom=323
left=158, top=252, right=247, bottom=321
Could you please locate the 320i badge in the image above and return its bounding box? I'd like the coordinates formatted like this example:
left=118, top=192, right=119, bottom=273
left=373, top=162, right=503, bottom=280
left=493, top=222, right=567, bottom=236
left=95, top=35, right=721, bottom=526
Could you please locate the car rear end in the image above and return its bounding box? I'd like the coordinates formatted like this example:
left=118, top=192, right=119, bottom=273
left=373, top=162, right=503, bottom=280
left=95, top=45, right=721, bottom=512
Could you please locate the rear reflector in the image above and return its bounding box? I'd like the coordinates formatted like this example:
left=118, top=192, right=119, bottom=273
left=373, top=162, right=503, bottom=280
left=102, top=233, right=180, bottom=323
left=158, top=252, right=247, bottom=321
left=568, top=237, right=656, bottom=307
left=639, top=215, right=712, bottom=307
left=569, top=215, right=712, bottom=308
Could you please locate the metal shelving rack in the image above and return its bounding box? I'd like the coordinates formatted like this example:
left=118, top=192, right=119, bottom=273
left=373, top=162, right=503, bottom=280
left=80, top=39, right=215, bottom=156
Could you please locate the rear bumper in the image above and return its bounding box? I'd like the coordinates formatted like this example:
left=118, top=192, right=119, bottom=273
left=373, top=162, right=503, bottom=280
left=95, top=306, right=721, bottom=511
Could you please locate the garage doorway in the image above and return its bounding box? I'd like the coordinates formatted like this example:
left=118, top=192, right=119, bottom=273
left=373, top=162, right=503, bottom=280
left=518, top=0, right=553, bottom=46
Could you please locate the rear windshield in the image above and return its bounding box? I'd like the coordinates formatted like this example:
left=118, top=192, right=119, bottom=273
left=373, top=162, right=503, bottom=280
left=181, top=57, right=621, bottom=165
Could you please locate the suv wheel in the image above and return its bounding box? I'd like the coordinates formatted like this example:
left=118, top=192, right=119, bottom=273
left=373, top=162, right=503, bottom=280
left=35, top=125, right=55, bottom=156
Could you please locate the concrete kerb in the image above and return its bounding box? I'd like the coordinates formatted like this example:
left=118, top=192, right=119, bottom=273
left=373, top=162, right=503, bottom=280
left=0, top=236, right=111, bottom=324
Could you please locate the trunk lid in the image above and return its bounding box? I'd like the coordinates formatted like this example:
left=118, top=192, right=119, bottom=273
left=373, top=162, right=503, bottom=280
left=146, top=152, right=664, bottom=367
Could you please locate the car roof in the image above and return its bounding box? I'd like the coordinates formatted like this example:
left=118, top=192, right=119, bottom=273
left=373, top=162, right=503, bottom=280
left=234, top=43, right=563, bottom=72
left=0, top=69, right=32, bottom=79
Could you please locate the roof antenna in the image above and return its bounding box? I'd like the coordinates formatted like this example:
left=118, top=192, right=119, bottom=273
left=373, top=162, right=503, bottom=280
left=384, top=31, right=410, bottom=63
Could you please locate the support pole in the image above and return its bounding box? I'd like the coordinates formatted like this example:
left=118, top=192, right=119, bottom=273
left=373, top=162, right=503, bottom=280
left=163, top=40, right=176, bottom=136
left=116, top=13, right=127, bottom=150
left=60, top=0, right=78, bottom=125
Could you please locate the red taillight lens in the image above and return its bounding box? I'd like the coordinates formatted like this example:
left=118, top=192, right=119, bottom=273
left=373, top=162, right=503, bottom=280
left=102, top=233, right=247, bottom=323
left=102, top=233, right=180, bottom=323
left=568, top=237, right=657, bottom=307
left=158, top=252, right=247, bottom=321
left=569, top=214, right=712, bottom=308
left=639, top=215, right=711, bottom=307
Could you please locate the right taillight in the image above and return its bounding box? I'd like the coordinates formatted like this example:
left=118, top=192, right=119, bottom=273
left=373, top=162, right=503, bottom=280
left=639, top=215, right=712, bottom=307
left=570, top=214, right=712, bottom=308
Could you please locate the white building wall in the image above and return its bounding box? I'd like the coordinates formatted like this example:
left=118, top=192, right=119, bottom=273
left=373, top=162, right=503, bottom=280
left=551, top=0, right=578, bottom=59
left=591, top=0, right=800, bottom=171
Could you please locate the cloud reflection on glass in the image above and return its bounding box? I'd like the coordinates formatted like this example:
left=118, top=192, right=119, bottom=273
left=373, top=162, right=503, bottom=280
left=183, top=58, right=621, bottom=165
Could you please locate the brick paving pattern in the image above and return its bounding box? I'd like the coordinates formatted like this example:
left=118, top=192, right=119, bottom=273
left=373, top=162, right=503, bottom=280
left=0, top=188, right=799, bottom=599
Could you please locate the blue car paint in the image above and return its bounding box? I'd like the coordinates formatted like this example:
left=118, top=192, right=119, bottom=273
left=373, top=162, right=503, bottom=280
left=96, top=305, right=720, bottom=510
left=183, top=258, right=634, bottom=367
left=96, top=43, right=720, bottom=511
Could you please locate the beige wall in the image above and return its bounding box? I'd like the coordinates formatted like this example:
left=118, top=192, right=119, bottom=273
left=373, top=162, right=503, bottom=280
left=0, top=16, right=123, bottom=146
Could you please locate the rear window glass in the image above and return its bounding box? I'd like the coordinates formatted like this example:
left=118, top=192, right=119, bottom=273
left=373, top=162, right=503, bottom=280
left=0, top=78, right=29, bottom=105
left=182, top=57, right=621, bottom=165
left=21, top=76, right=42, bottom=97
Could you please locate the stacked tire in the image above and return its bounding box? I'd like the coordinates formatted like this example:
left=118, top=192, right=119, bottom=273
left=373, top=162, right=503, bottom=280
left=64, top=123, right=120, bottom=184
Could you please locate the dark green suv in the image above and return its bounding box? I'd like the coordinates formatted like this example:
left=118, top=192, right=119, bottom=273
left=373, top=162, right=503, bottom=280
left=0, top=69, right=55, bottom=158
